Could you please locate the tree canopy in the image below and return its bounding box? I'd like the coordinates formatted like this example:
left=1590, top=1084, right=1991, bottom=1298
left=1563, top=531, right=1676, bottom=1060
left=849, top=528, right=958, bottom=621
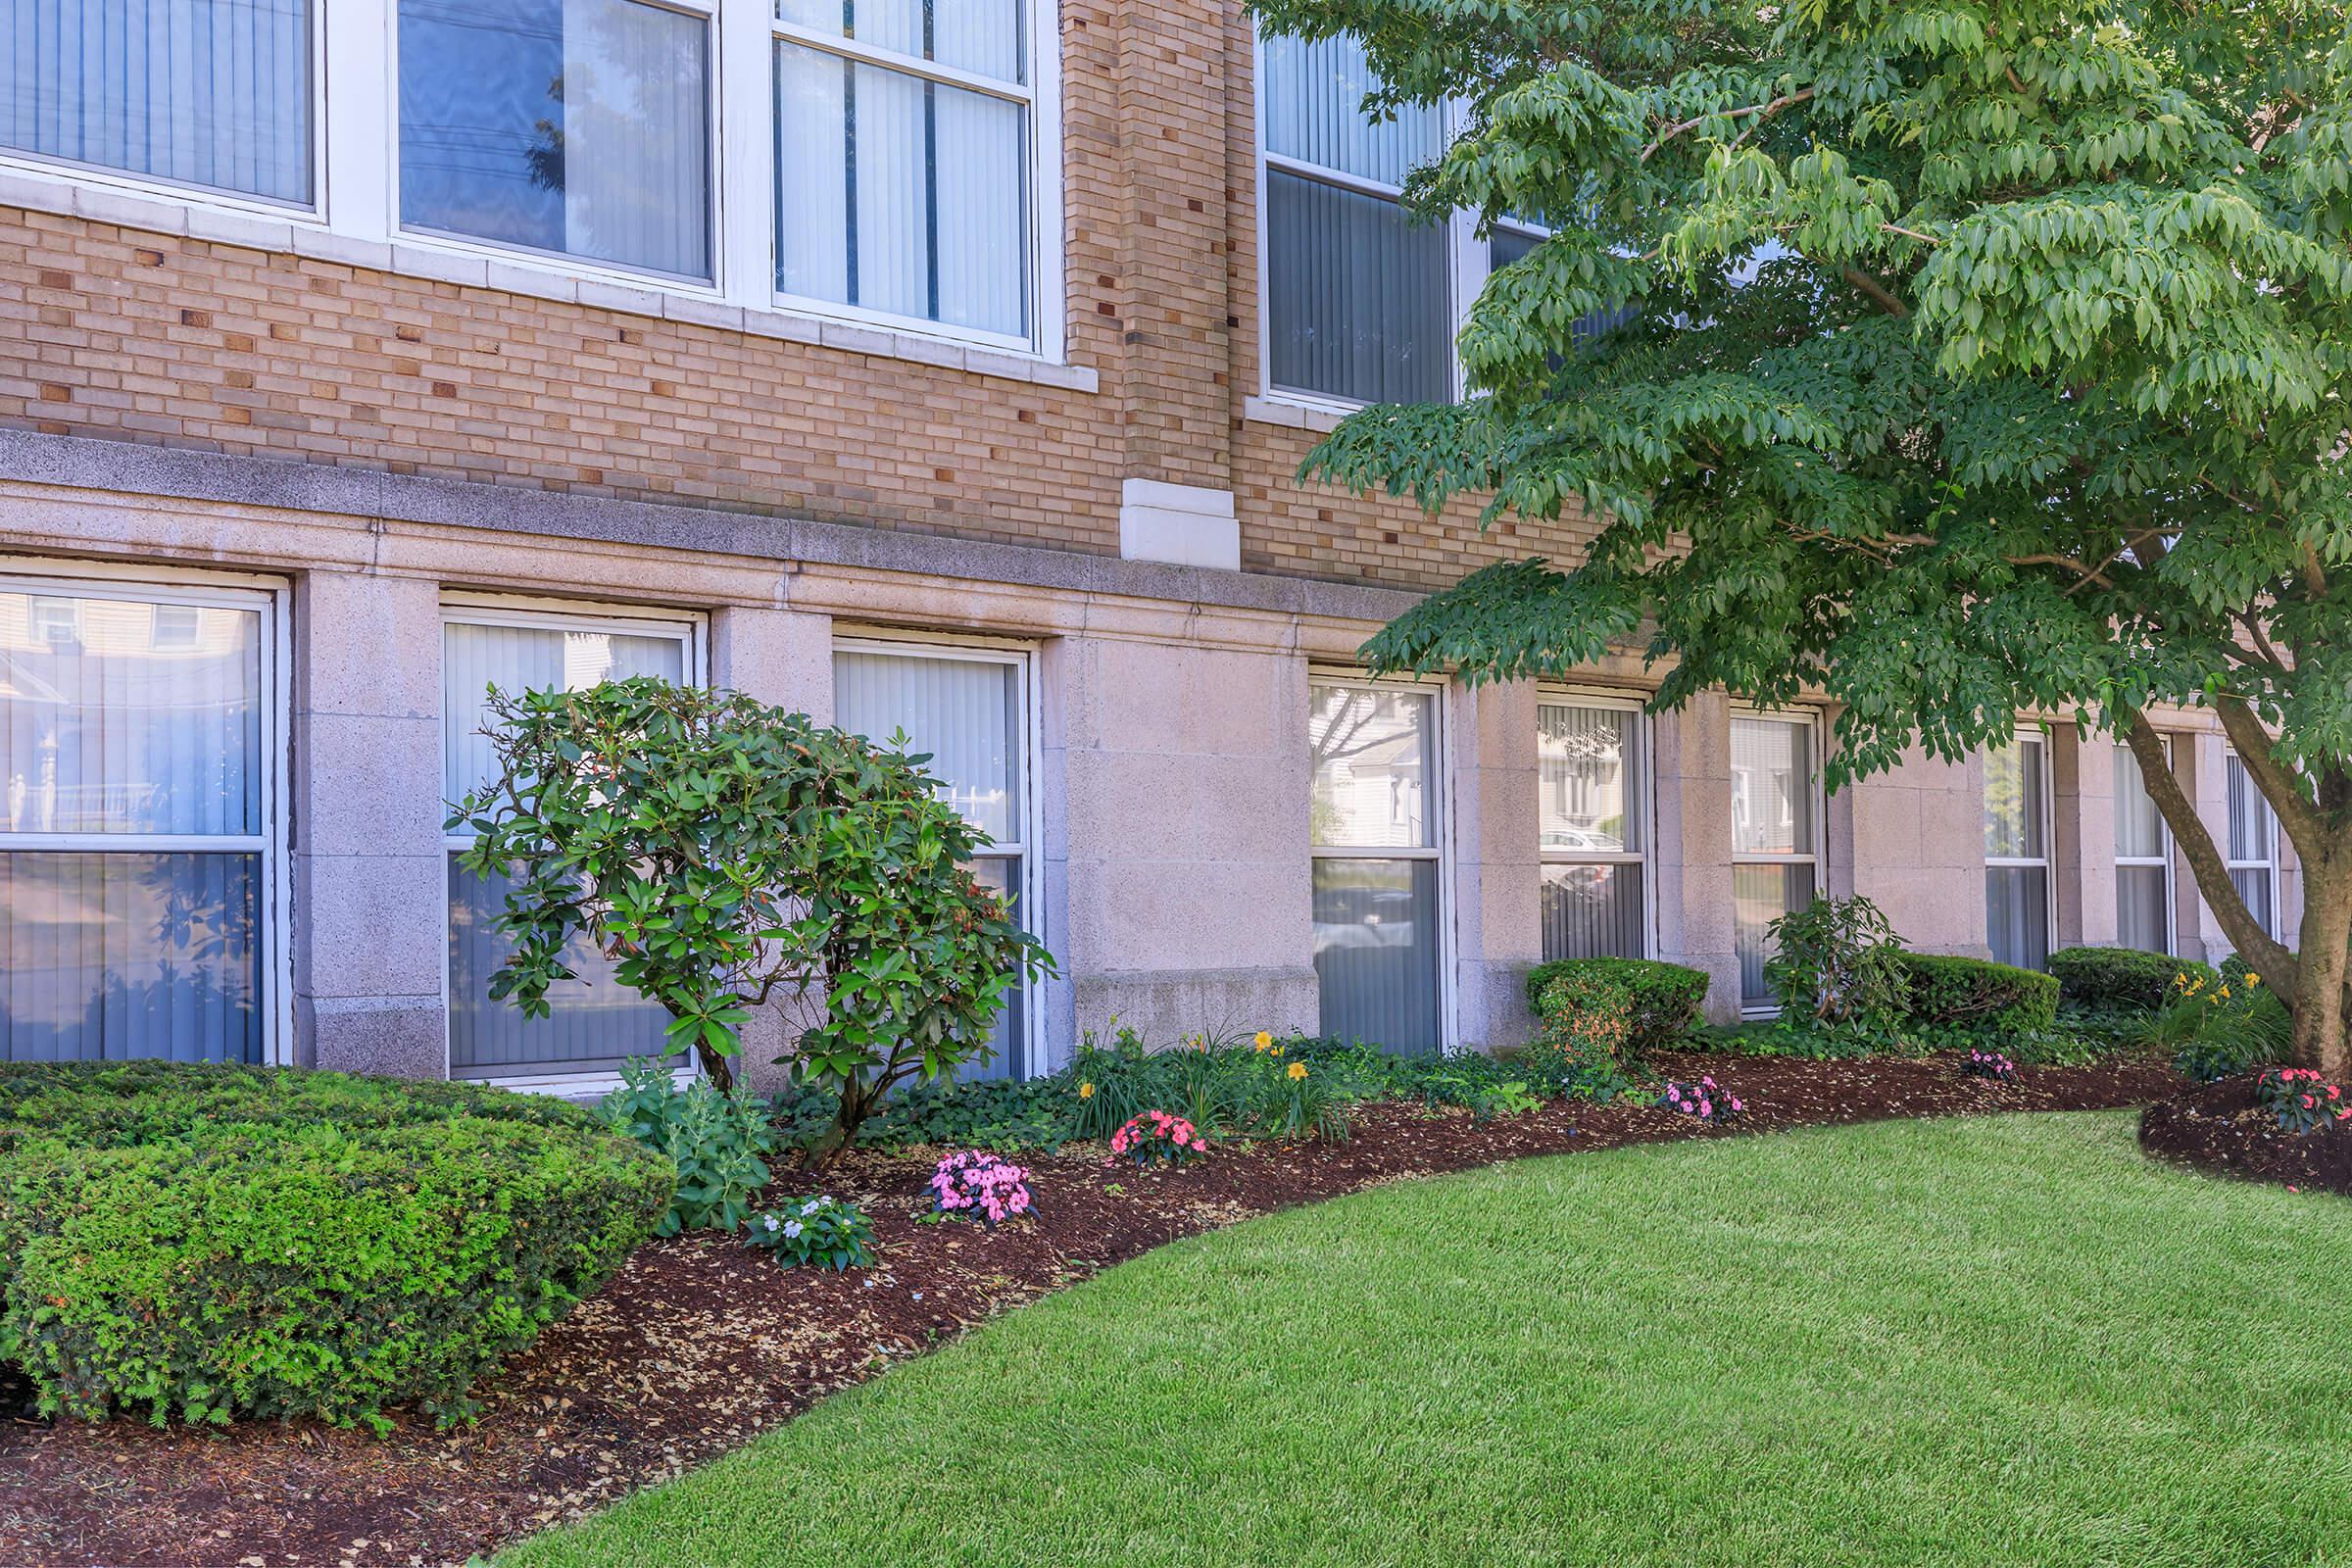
left=1252, top=0, right=2352, bottom=1069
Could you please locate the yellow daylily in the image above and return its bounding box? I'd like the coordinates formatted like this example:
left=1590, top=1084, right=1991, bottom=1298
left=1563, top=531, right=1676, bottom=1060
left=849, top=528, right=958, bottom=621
left=1287, top=1061, right=1308, bottom=1081
left=1252, top=1030, right=1274, bottom=1052
left=1077, top=1081, right=1094, bottom=1100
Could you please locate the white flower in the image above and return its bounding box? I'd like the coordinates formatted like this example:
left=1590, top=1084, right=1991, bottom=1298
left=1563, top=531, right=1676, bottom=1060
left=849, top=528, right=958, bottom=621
left=782, top=1220, right=804, bottom=1240
left=800, top=1200, right=821, bottom=1216
left=763, top=1215, right=780, bottom=1232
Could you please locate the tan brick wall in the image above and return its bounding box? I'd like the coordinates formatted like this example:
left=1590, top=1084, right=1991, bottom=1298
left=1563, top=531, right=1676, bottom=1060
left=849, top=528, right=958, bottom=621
left=0, top=0, right=1596, bottom=594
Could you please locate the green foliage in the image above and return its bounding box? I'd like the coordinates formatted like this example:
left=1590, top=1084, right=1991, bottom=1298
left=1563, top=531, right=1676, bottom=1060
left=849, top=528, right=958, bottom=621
left=0, top=1063, right=669, bottom=1431
left=2049, top=947, right=2219, bottom=1012
left=1525, top=957, right=1710, bottom=1052
left=1515, top=1038, right=1644, bottom=1102
left=1895, top=953, right=2060, bottom=1037
left=1253, top=1055, right=1351, bottom=1143
left=446, top=678, right=1054, bottom=1157
left=1259, top=0, right=2352, bottom=1062
left=600, top=1058, right=776, bottom=1236
left=2149, top=965, right=2294, bottom=1083
left=1765, top=896, right=1912, bottom=1030
left=745, top=1195, right=878, bottom=1272
left=2255, top=1067, right=2349, bottom=1134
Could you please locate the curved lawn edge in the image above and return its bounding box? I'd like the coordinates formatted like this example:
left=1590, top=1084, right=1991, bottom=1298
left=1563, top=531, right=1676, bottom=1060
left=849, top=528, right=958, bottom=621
left=498, top=1110, right=2352, bottom=1568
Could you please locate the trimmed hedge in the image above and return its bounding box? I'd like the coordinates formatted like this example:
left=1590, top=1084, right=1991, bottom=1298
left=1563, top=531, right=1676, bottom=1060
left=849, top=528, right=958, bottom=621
left=1894, top=952, right=2059, bottom=1034
left=2048, top=947, right=2216, bottom=1012
left=1526, top=958, right=1711, bottom=1053
left=0, top=1063, right=673, bottom=1430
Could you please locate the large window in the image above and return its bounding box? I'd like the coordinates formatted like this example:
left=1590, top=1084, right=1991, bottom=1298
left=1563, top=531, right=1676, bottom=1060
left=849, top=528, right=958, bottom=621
left=441, top=602, right=699, bottom=1082
left=1731, top=714, right=1818, bottom=1010
left=397, top=0, right=713, bottom=281
left=1984, top=731, right=2051, bottom=970
left=1539, top=697, right=1646, bottom=959
left=774, top=0, right=1034, bottom=340
left=2113, top=739, right=2173, bottom=955
left=0, top=575, right=279, bottom=1063
left=2225, top=750, right=2281, bottom=942
left=0, top=0, right=314, bottom=205
left=1309, top=680, right=1444, bottom=1053
left=832, top=640, right=1035, bottom=1078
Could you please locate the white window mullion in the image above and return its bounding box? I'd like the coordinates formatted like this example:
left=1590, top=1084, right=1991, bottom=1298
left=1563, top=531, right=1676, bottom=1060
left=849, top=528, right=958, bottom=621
left=1538, top=693, right=1650, bottom=961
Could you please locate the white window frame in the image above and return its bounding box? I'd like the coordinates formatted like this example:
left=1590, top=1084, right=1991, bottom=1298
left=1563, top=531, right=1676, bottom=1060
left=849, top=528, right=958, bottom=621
left=437, top=593, right=707, bottom=1096
left=831, top=628, right=1045, bottom=1078
left=0, top=0, right=1069, bottom=366
left=1983, top=726, right=2056, bottom=969
left=1306, top=669, right=1457, bottom=1054
left=1250, top=23, right=1485, bottom=416
left=1729, top=706, right=1824, bottom=1017
left=0, top=557, right=294, bottom=1065
left=2113, top=736, right=2177, bottom=957
left=1536, top=686, right=1653, bottom=961
left=2223, top=747, right=2282, bottom=942
left=0, top=0, right=329, bottom=219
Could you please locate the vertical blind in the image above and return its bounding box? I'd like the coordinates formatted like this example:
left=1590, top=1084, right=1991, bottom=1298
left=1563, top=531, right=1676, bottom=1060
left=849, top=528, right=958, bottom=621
left=443, top=618, right=687, bottom=1077
left=774, top=0, right=1030, bottom=337
left=833, top=649, right=1026, bottom=1078
left=1, top=588, right=266, bottom=1063
left=1309, top=683, right=1441, bottom=1053
left=1730, top=717, right=1816, bottom=1006
left=2113, top=742, right=2170, bottom=955
left=1983, top=736, right=2049, bottom=970
left=398, top=0, right=712, bottom=280
left=1538, top=702, right=1644, bottom=960
left=0, top=0, right=313, bottom=204
left=2225, top=752, right=2278, bottom=938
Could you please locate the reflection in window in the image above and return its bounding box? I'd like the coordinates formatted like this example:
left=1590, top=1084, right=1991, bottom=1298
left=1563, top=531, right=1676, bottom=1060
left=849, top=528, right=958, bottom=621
left=1983, top=733, right=2050, bottom=969
left=1539, top=701, right=1645, bottom=959
left=1310, top=682, right=1441, bottom=1052
left=1730, top=715, right=1817, bottom=1007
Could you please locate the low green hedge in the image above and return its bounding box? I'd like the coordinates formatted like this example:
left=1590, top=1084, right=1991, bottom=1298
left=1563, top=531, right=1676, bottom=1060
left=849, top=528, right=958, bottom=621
left=1895, top=952, right=2059, bottom=1034
left=0, top=1063, right=673, bottom=1430
left=1526, top=958, right=1712, bottom=1053
left=2048, top=947, right=2216, bottom=1012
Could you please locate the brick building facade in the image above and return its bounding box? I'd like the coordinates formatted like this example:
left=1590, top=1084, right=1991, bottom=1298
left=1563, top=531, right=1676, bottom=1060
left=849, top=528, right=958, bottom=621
left=0, top=0, right=2295, bottom=1087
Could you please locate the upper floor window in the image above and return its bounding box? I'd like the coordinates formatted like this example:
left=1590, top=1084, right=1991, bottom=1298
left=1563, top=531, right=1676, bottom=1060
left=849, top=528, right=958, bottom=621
left=774, top=0, right=1034, bottom=341
left=0, top=0, right=314, bottom=207
left=397, top=0, right=714, bottom=282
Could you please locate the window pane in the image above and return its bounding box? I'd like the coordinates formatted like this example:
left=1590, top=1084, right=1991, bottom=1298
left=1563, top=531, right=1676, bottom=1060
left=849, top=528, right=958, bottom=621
left=833, top=650, right=1021, bottom=847
left=963, top=855, right=1022, bottom=1079
left=2226, top=753, right=2276, bottom=865
left=1266, top=170, right=1449, bottom=404
left=1, top=590, right=263, bottom=837
left=0, top=0, right=312, bottom=203
left=1542, top=862, right=1643, bottom=960
left=1731, top=717, right=1813, bottom=857
left=2230, top=867, right=2276, bottom=939
left=1310, top=684, right=1433, bottom=849
left=1539, top=703, right=1640, bottom=854
left=442, top=620, right=685, bottom=808
left=774, top=42, right=1029, bottom=337
left=2116, top=865, right=2170, bottom=954
left=0, top=852, right=261, bottom=1062
left=399, top=0, right=711, bottom=279
left=1258, top=31, right=1441, bottom=186
left=448, top=858, right=672, bottom=1077
left=1986, top=864, right=2049, bottom=970
left=1312, top=857, right=1439, bottom=1054
left=1984, top=737, right=2044, bottom=859
left=2113, top=742, right=2166, bottom=859
left=774, top=0, right=1023, bottom=84
left=1735, top=861, right=1813, bottom=1007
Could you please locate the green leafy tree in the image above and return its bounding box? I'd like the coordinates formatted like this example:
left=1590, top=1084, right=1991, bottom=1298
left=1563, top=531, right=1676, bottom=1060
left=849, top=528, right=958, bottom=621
left=1251, top=0, right=2352, bottom=1072
left=449, top=678, right=1054, bottom=1161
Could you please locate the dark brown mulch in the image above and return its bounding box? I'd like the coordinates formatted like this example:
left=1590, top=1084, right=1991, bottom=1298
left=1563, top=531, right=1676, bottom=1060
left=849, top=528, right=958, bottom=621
left=2140, top=1070, right=2352, bottom=1198
left=0, top=1049, right=2182, bottom=1568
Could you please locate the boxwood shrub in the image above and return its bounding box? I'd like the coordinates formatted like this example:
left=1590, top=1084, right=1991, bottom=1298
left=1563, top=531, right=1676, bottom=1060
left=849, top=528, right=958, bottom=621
left=1895, top=953, right=2059, bottom=1035
left=0, top=1063, right=673, bottom=1431
left=2048, top=947, right=2217, bottom=1012
left=1525, top=957, right=1712, bottom=1053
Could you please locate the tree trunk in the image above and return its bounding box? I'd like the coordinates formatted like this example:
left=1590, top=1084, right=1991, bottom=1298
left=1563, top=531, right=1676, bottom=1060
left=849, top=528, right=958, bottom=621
left=2291, top=854, right=2352, bottom=1079
left=695, top=1040, right=736, bottom=1094
left=804, top=1076, right=880, bottom=1171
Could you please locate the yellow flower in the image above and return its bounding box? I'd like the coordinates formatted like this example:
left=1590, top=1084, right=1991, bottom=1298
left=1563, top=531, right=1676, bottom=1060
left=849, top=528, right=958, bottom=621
left=1078, top=1081, right=1094, bottom=1100
left=1272, top=1044, right=1285, bottom=1056
left=2245, top=972, right=2262, bottom=987
left=1287, top=1061, right=1307, bottom=1081
left=1252, top=1030, right=1273, bottom=1052
left=2218, top=986, right=2231, bottom=1001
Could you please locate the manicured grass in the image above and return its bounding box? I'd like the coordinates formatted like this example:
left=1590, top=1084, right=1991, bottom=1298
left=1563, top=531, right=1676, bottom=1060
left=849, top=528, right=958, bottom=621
left=502, top=1114, right=2352, bottom=1567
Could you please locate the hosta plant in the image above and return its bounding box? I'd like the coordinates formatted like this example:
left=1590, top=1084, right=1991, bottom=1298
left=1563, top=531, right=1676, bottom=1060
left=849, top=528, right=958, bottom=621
left=745, top=1194, right=877, bottom=1271
left=926, top=1150, right=1035, bottom=1225
left=1109, top=1109, right=1210, bottom=1168
left=2255, top=1068, right=2351, bottom=1136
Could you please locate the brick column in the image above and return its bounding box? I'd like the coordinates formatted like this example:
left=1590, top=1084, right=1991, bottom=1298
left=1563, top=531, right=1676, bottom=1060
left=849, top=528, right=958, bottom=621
left=1653, top=693, right=1741, bottom=1022
left=1448, top=680, right=1542, bottom=1050
left=293, top=568, right=449, bottom=1077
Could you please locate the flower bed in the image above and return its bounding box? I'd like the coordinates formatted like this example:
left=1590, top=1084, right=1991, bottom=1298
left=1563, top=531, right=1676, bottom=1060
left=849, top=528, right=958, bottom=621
left=2140, top=1069, right=2352, bottom=1196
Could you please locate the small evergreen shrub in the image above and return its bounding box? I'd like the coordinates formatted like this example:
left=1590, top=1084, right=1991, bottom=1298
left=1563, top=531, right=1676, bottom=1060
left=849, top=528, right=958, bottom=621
left=1525, top=958, right=1710, bottom=1053
left=1896, top=953, right=2059, bottom=1036
left=745, top=1195, right=877, bottom=1271
left=1766, top=896, right=1911, bottom=1029
left=0, top=1063, right=670, bottom=1431
left=2048, top=947, right=2217, bottom=1012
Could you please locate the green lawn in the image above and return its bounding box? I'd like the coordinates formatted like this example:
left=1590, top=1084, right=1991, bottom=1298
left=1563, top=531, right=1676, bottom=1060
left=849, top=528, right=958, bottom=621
left=502, top=1113, right=2352, bottom=1567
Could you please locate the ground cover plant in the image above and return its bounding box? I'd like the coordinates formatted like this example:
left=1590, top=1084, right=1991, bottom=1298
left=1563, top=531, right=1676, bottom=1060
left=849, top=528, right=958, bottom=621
left=497, top=1112, right=2351, bottom=1568
left=0, top=1063, right=671, bottom=1431
left=745, top=1196, right=878, bottom=1272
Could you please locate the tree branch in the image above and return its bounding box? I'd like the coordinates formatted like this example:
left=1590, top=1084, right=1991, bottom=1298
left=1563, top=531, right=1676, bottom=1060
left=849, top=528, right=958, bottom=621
left=2211, top=693, right=2326, bottom=857
left=1641, top=87, right=1815, bottom=163
left=2120, top=712, right=2296, bottom=1000
left=1840, top=266, right=1908, bottom=318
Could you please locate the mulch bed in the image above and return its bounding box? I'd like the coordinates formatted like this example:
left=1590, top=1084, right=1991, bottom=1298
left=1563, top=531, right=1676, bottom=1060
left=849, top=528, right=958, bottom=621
left=2139, top=1071, right=2352, bottom=1198
left=0, top=1049, right=2183, bottom=1568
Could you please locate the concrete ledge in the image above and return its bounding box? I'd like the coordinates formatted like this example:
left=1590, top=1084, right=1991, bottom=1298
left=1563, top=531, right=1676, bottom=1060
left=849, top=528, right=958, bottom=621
left=1118, top=478, right=1240, bottom=570
left=0, top=430, right=1425, bottom=627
